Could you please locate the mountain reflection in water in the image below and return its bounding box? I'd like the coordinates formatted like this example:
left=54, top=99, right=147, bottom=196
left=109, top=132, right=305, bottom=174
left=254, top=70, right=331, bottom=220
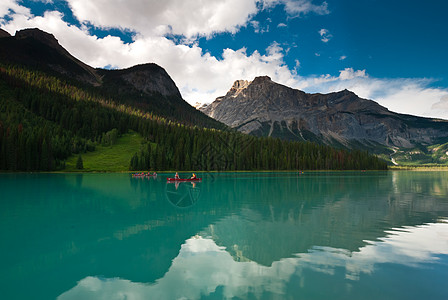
left=59, top=221, right=448, bottom=300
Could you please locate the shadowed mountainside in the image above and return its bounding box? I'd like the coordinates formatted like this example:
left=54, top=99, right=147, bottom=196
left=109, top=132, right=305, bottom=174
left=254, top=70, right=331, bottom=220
left=0, top=28, right=223, bottom=128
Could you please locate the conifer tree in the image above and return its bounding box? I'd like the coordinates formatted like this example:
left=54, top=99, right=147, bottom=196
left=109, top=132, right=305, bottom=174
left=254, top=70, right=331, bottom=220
left=76, top=154, right=83, bottom=170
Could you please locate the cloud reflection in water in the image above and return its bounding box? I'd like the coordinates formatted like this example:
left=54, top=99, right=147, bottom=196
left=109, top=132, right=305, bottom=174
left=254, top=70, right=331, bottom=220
left=58, top=220, right=448, bottom=300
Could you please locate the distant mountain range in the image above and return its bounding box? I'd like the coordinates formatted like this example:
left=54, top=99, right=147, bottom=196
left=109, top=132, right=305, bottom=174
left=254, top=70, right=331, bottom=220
left=1, top=28, right=388, bottom=172
left=201, top=76, right=448, bottom=165
left=0, top=27, right=437, bottom=168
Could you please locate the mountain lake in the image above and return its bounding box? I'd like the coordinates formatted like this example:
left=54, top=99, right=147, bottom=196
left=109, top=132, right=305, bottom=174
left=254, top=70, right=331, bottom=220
left=0, top=171, right=447, bottom=300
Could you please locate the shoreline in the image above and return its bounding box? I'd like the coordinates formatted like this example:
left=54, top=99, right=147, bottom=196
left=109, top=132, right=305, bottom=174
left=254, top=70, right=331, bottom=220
left=3, top=169, right=448, bottom=175
left=3, top=166, right=448, bottom=174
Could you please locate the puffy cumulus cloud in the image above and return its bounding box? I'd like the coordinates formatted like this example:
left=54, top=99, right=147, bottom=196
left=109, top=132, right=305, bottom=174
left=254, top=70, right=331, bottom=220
left=338, top=68, right=366, bottom=80
left=66, top=0, right=259, bottom=38
left=318, top=28, right=332, bottom=42
left=262, top=0, right=329, bottom=17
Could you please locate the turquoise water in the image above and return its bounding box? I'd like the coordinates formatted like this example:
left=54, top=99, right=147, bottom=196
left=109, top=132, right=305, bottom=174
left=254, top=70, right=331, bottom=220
left=1, top=171, right=447, bottom=300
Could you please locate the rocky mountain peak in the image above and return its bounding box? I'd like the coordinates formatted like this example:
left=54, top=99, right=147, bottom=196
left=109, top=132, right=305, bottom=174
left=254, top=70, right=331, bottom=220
left=226, top=79, right=250, bottom=97
left=113, top=63, right=182, bottom=98
left=337, top=89, right=353, bottom=95
left=0, top=28, right=11, bottom=38
left=325, top=89, right=359, bottom=105
left=201, top=76, right=448, bottom=150
left=225, top=76, right=274, bottom=99
left=251, top=75, right=272, bottom=85
left=15, top=28, right=60, bottom=49
left=231, top=79, right=250, bottom=90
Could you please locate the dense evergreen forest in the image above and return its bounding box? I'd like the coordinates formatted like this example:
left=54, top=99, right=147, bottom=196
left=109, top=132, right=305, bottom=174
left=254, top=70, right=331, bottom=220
left=0, top=64, right=388, bottom=171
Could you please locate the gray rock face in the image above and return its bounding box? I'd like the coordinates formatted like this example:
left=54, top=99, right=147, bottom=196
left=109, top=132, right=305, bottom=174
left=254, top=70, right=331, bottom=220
left=202, top=76, right=448, bottom=149
left=119, top=64, right=181, bottom=98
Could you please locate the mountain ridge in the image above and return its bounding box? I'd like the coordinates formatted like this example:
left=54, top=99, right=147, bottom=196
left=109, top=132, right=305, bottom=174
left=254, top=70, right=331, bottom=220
left=0, top=27, right=222, bottom=128
left=1, top=28, right=101, bottom=85
left=202, top=76, right=448, bottom=157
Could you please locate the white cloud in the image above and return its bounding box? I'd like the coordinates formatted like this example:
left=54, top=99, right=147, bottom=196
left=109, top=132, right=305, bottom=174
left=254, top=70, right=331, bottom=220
left=66, top=0, right=259, bottom=39
left=338, top=68, right=366, bottom=80
left=251, top=20, right=260, bottom=32
left=277, top=22, right=287, bottom=27
left=251, top=19, right=270, bottom=34
left=3, top=0, right=329, bottom=39
left=262, top=0, right=329, bottom=17
left=283, top=0, right=329, bottom=16
left=432, top=95, right=448, bottom=113
left=0, top=0, right=30, bottom=19
left=319, top=28, right=332, bottom=42
left=339, top=55, right=347, bottom=60
left=297, top=68, right=448, bottom=119
left=32, top=0, right=54, bottom=4
left=375, top=83, right=448, bottom=118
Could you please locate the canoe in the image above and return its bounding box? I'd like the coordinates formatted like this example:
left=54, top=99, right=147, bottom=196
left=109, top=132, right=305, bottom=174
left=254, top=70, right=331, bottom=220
left=167, top=178, right=201, bottom=182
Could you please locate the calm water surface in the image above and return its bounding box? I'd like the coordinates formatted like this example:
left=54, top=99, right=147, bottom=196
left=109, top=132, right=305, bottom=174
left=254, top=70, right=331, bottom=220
left=0, top=171, right=447, bottom=299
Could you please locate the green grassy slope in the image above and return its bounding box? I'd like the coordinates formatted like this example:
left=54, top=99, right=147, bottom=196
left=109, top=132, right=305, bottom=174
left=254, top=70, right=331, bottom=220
left=64, top=131, right=146, bottom=172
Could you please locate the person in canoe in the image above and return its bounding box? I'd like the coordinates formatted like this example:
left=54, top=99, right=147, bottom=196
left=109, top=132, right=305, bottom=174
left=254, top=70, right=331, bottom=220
left=175, top=172, right=180, bottom=179
left=190, top=173, right=197, bottom=179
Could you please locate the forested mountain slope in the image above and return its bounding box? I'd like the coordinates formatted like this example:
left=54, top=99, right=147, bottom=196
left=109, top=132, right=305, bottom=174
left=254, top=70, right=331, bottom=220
left=0, top=28, right=223, bottom=128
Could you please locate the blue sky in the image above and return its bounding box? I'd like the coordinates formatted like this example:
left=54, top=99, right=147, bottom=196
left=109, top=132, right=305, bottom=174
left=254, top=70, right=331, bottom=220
left=1, top=0, right=448, bottom=119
